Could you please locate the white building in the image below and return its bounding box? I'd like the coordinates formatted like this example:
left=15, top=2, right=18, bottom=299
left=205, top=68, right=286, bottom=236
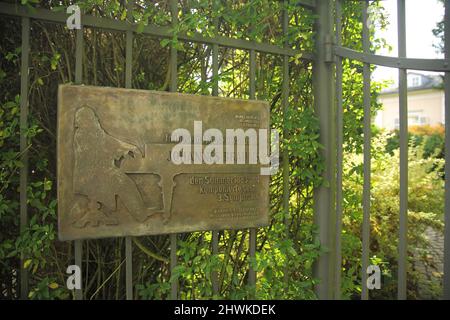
left=375, top=72, right=444, bottom=131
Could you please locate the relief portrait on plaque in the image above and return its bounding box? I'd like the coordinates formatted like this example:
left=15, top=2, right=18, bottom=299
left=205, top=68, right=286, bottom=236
left=58, top=85, right=270, bottom=240
left=70, top=106, right=158, bottom=228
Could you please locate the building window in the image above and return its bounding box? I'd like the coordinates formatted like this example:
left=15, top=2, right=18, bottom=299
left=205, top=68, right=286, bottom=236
left=407, top=75, right=421, bottom=87
left=394, top=112, right=428, bottom=129
left=408, top=111, right=428, bottom=125
left=409, top=114, right=420, bottom=125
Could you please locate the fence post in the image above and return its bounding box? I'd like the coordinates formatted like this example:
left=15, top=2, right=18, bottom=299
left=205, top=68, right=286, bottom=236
left=169, top=0, right=179, bottom=301
left=360, top=0, right=372, bottom=301
left=312, top=0, right=336, bottom=300
left=334, top=0, right=343, bottom=301
left=74, top=15, right=84, bottom=300
left=125, top=0, right=134, bottom=301
left=19, top=16, right=30, bottom=300
left=397, top=0, right=408, bottom=301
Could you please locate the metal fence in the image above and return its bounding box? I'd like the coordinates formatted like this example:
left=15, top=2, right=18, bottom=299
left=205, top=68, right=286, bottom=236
left=332, top=0, right=450, bottom=300
left=1, top=0, right=449, bottom=300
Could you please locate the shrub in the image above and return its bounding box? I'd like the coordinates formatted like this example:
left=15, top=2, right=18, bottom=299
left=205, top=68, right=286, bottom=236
left=341, top=132, right=444, bottom=299
left=385, top=125, right=445, bottom=160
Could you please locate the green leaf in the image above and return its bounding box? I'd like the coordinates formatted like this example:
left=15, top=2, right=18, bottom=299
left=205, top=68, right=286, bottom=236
left=24, top=259, right=32, bottom=269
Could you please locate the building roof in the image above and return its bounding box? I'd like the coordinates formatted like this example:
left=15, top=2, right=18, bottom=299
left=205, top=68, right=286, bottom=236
left=380, top=72, right=443, bottom=95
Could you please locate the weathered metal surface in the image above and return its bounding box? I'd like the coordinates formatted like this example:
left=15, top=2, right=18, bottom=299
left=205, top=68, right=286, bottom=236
left=58, top=85, right=270, bottom=240
left=0, top=3, right=314, bottom=61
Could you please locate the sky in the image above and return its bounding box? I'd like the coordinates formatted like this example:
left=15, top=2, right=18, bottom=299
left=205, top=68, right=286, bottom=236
left=372, top=0, right=445, bottom=84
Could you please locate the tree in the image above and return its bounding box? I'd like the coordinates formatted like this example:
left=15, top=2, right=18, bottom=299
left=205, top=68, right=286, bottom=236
left=432, top=0, right=445, bottom=54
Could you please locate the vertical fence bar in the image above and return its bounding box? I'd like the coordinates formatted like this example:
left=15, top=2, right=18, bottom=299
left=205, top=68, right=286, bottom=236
left=361, top=0, right=371, bottom=301
left=125, top=236, right=132, bottom=299
left=75, top=24, right=83, bottom=84
left=246, top=3, right=257, bottom=297
left=74, top=240, right=82, bottom=299
left=248, top=48, right=257, bottom=296
left=74, top=20, right=84, bottom=300
left=19, top=16, right=30, bottom=300
left=334, top=0, right=343, bottom=301
left=397, top=0, right=408, bottom=301
left=211, top=0, right=220, bottom=296
left=210, top=49, right=219, bottom=293
left=211, top=41, right=219, bottom=293
left=313, top=0, right=336, bottom=299
left=211, top=228, right=219, bottom=296
left=212, top=43, right=219, bottom=97
left=169, top=0, right=178, bottom=300
left=443, top=0, right=450, bottom=301
left=170, top=232, right=178, bottom=299
left=125, top=0, right=134, bottom=300
left=282, top=0, right=290, bottom=286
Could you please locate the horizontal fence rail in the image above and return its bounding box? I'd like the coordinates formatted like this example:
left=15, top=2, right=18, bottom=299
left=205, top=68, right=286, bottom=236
left=334, top=46, right=450, bottom=72
left=0, top=2, right=314, bottom=60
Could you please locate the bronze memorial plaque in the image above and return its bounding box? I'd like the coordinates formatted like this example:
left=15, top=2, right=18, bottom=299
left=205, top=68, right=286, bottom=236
left=58, top=85, right=270, bottom=240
